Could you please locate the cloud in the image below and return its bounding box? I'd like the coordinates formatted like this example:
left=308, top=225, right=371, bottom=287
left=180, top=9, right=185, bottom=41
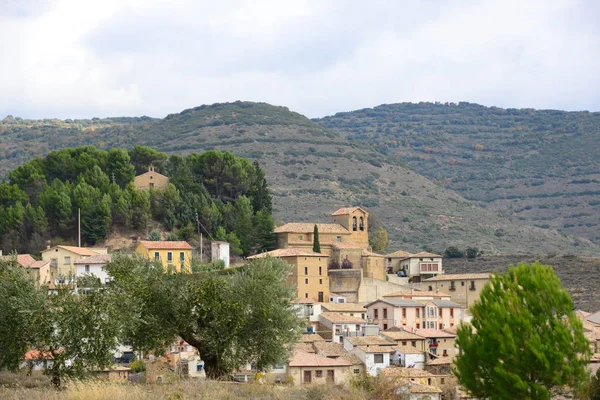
left=0, top=0, right=599, bottom=119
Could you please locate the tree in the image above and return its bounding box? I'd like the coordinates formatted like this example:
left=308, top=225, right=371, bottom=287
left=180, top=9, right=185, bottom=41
left=128, top=146, right=167, bottom=175
left=105, top=255, right=301, bottom=378
left=148, top=231, right=162, bottom=241
left=107, top=148, right=135, bottom=188
left=313, top=224, right=321, bottom=253
left=369, top=227, right=388, bottom=252
left=465, top=247, right=479, bottom=259
left=444, top=246, right=464, bottom=258
left=454, top=262, right=591, bottom=399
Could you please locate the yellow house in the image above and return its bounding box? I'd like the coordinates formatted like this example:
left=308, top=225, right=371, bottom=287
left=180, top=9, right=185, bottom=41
left=248, top=248, right=330, bottom=303
left=135, top=240, right=192, bottom=272
left=41, top=245, right=107, bottom=282
left=0, top=254, right=57, bottom=288
left=134, top=166, right=169, bottom=190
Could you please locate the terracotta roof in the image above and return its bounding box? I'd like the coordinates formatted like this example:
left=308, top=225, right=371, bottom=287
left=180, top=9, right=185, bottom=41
left=366, top=299, right=424, bottom=308
left=0, top=254, right=37, bottom=268
left=301, top=334, right=325, bottom=343
left=362, top=250, right=384, bottom=257
left=427, top=356, right=455, bottom=365
left=288, top=351, right=352, bottom=367
left=424, top=273, right=491, bottom=282
left=381, top=330, right=426, bottom=341
left=75, top=254, right=112, bottom=265
left=331, top=206, right=368, bottom=216
left=340, top=355, right=363, bottom=366
left=385, top=250, right=412, bottom=258
left=23, top=349, right=61, bottom=360
left=248, top=248, right=327, bottom=259
left=42, top=246, right=101, bottom=256
left=345, top=336, right=395, bottom=346
left=295, top=297, right=316, bottom=304
left=329, top=242, right=366, bottom=250
left=380, top=367, right=434, bottom=378
left=321, top=303, right=366, bottom=313
left=406, top=251, right=442, bottom=258
left=383, top=289, right=423, bottom=297
left=404, top=382, right=443, bottom=394
left=295, top=343, right=316, bottom=353
left=357, top=345, right=396, bottom=353
left=30, top=260, right=51, bottom=269
left=313, top=341, right=345, bottom=357
left=414, top=329, right=456, bottom=338
left=274, top=223, right=349, bottom=234
left=395, top=345, right=423, bottom=354
left=138, top=241, right=192, bottom=250
left=320, top=312, right=366, bottom=324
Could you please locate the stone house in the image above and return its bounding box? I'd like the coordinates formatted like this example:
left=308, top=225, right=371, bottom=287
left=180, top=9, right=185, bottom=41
left=381, top=328, right=427, bottom=351
left=133, top=166, right=169, bottom=190
left=414, top=329, right=457, bottom=358
left=422, top=273, right=491, bottom=308
left=287, top=350, right=352, bottom=385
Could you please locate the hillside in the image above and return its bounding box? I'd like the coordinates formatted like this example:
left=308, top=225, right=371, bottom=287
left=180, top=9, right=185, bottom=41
left=317, top=102, right=600, bottom=245
left=1, top=102, right=599, bottom=255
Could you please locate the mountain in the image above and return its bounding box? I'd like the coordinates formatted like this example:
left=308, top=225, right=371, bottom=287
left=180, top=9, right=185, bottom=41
left=1, top=101, right=599, bottom=255
left=317, top=102, right=600, bottom=246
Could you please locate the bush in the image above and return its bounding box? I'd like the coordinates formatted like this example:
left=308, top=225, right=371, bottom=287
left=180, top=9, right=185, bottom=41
left=465, top=247, right=479, bottom=259
left=444, top=246, right=464, bottom=258
left=130, top=360, right=146, bottom=373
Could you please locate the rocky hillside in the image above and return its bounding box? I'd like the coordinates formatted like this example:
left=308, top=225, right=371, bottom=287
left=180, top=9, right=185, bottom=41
left=1, top=102, right=599, bottom=255
left=317, top=102, right=600, bottom=245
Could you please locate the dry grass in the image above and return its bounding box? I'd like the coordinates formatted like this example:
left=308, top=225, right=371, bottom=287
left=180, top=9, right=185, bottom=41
left=0, top=379, right=371, bottom=400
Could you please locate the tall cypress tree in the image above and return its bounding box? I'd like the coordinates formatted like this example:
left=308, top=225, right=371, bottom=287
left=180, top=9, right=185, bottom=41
left=313, top=224, right=321, bottom=253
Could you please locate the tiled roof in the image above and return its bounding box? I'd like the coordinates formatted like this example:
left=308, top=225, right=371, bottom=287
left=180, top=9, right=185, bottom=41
left=424, top=273, right=491, bottom=282
left=0, top=254, right=37, bottom=268
left=362, top=250, right=384, bottom=257
left=340, top=355, right=363, bottom=366
left=320, top=312, right=366, bottom=324
left=405, top=382, right=443, bottom=394
left=383, top=289, right=423, bottom=297
left=248, top=248, right=326, bottom=259
left=395, top=345, right=423, bottom=355
left=321, top=303, right=366, bottom=313
left=586, top=311, right=600, bottom=325
left=366, top=299, right=424, bottom=308
left=381, top=330, right=425, bottom=341
left=432, top=299, right=462, bottom=308
left=288, top=351, right=352, bottom=367
left=23, top=349, right=60, bottom=360
left=295, top=343, right=316, bottom=353
left=385, top=250, right=412, bottom=258
left=415, top=329, right=456, bottom=338
left=300, top=334, right=325, bottom=343
left=30, top=260, right=51, bottom=269
left=75, top=254, right=112, bottom=265
left=329, top=242, right=366, bottom=250
left=345, top=336, right=395, bottom=346
left=331, top=206, right=368, bottom=216
left=406, top=251, right=442, bottom=258
left=427, top=356, right=455, bottom=365
left=274, top=223, right=349, bottom=234
left=138, top=241, right=192, bottom=250
left=313, top=341, right=345, bottom=357
left=357, top=345, right=396, bottom=353
left=42, top=245, right=101, bottom=256
left=380, top=367, right=434, bottom=378
left=295, top=297, right=316, bottom=304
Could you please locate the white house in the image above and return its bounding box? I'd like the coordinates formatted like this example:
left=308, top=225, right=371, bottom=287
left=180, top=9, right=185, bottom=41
left=350, top=345, right=392, bottom=376
left=211, top=241, right=230, bottom=268
left=329, top=293, right=347, bottom=303
left=74, top=254, right=112, bottom=285
left=318, top=312, right=366, bottom=343
left=392, top=346, right=425, bottom=369
left=389, top=251, right=443, bottom=283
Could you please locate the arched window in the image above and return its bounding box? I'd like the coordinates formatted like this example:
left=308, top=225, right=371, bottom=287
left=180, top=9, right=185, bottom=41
left=359, top=217, right=364, bottom=231
left=352, top=216, right=357, bottom=231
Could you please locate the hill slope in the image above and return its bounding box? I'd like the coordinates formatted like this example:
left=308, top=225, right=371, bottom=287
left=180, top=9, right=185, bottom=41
left=1, top=102, right=599, bottom=255
left=317, top=102, right=600, bottom=245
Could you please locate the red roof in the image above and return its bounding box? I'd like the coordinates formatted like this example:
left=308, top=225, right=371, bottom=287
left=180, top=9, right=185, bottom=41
left=331, top=206, right=369, bottom=216
left=139, top=241, right=192, bottom=250
left=0, top=254, right=37, bottom=268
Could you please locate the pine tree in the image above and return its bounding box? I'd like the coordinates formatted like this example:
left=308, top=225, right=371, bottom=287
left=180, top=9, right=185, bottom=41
left=313, top=224, right=321, bottom=253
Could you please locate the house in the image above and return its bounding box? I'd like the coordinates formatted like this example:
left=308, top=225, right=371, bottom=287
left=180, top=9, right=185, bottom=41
left=394, top=380, right=443, bottom=400
left=135, top=241, right=192, bottom=272
left=133, top=166, right=169, bottom=190
left=415, top=329, right=457, bottom=358
left=248, top=248, right=330, bottom=303
left=381, top=367, right=449, bottom=392
left=74, top=254, right=112, bottom=285
left=381, top=328, right=427, bottom=351
left=1, top=254, right=57, bottom=288
left=392, top=346, right=425, bottom=369
left=41, top=246, right=107, bottom=283
left=312, top=341, right=345, bottom=358
left=383, top=289, right=451, bottom=302
left=318, top=312, right=367, bottom=343
left=321, top=302, right=367, bottom=320
left=351, top=345, right=393, bottom=376
left=366, top=299, right=426, bottom=331
left=294, top=298, right=323, bottom=328
left=385, top=251, right=443, bottom=283
left=329, top=293, right=347, bottom=303
left=145, top=358, right=176, bottom=384
left=92, top=366, right=131, bottom=381
left=287, top=350, right=353, bottom=385
left=343, top=335, right=396, bottom=352
left=422, top=273, right=492, bottom=308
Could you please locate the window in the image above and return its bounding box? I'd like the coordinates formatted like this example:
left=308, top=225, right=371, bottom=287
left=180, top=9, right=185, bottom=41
left=374, top=354, right=384, bottom=364
left=149, top=182, right=154, bottom=188
left=336, top=236, right=342, bottom=242
left=297, top=235, right=303, bottom=241
left=374, top=309, right=379, bottom=319
left=383, top=308, right=388, bottom=319
left=197, top=364, right=204, bottom=372
left=461, top=281, right=465, bottom=286
left=50, top=258, right=57, bottom=268
left=411, top=340, right=416, bottom=347
left=449, top=280, right=456, bottom=291
left=416, top=308, right=420, bottom=318
left=305, top=267, right=308, bottom=275
left=355, top=324, right=361, bottom=331
left=319, top=267, right=322, bottom=275
left=64, top=257, right=71, bottom=265
left=316, top=370, right=323, bottom=378
left=439, top=323, right=443, bottom=329
left=428, top=307, right=436, bottom=317
left=167, top=252, right=173, bottom=262
left=319, top=279, right=322, bottom=284
left=402, top=308, right=406, bottom=318
left=450, top=308, right=454, bottom=317
left=318, top=292, right=324, bottom=302
left=352, top=216, right=357, bottom=231
left=439, top=309, right=442, bottom=318
left=383, top=324, right=388, bottom=330
left=443, top=350, right=448, bottom=356
left=85, top=265, right=90, bottom=273
left=416, top=323, right=420, bottom=328
left=305, top=278, right=308, bottom=284
left=441, top=377, right=445, bottom=384
left=154, top=252, right=160, bottom=261
left=180, top=252, right=185, bottom=261
left=305, top=293, right=308, bottom=298
left=359, top=217, right=364, bottom=231
left=470, top=281, right=476, bottom=290
left=353, top=369, right=360, bottom=374
left=402, top=341, right=407, bottom=346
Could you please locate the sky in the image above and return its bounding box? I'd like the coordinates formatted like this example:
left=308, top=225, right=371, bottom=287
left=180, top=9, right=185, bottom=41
left=1, top=0, right=599, bottom=120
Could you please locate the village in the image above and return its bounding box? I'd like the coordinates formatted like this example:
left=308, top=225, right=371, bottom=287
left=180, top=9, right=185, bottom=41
left=3, top=199, right=600, bottom=399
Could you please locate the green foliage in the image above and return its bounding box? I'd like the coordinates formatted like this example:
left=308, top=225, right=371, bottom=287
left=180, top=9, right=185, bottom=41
left=465, top=247, right=479, bottom=259
left=444, top=246, right=464, bottom=258
left=369, top=227, right=388, bottom=253
left=129, top=146, right=167, bottom=175
left=312, top=225, right=320, bottom=253
left=454, top=262, right=591, bottom=399
left=148, top=231, right=162, bottom=241
left=105, top=255, right=302, bottom=378
left=129, top=360, right=146, bottom=373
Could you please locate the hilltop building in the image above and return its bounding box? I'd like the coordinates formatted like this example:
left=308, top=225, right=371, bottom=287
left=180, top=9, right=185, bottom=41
left=134, top=166, right=169, bottom=190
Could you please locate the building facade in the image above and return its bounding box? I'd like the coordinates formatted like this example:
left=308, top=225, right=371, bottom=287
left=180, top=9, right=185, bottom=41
left=133, top=166, right=169, bottom=190
left=135, top=241, right=192, bottom=272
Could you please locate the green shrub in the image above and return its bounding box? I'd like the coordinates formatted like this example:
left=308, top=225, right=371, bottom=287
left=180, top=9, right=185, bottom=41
left=130, top=360, right=146, bottom=373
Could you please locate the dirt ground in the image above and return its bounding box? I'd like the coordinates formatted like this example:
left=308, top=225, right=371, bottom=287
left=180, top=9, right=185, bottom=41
left=443, top=255, right=600, bottom=313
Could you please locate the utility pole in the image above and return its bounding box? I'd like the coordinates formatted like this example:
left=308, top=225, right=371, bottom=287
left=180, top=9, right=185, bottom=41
left=78, top=208, right=81, bottom=247
left=195, top=212, right=203, bottom=263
